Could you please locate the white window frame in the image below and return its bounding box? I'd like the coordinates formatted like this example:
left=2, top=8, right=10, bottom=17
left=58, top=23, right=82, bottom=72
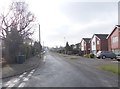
left=97, top=40, right=100, bottom=45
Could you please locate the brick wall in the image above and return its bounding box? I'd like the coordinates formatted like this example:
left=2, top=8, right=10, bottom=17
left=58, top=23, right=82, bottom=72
left=110, top=29, right=119, bottom=49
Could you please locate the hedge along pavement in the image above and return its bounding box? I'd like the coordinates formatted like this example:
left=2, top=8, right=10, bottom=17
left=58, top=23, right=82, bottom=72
left=1, top=53, right=44, bottom=79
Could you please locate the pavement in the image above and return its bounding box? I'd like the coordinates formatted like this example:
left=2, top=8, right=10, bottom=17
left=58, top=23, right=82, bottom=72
left=0, top=54, right=43, bottom=79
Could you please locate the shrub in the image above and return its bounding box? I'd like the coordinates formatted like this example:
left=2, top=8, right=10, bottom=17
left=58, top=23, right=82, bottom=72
left=67, top=51, right=72, bottom=55
left=84, top=54, right=95, bottom=58
left=89, top=53, right=95, bottom=58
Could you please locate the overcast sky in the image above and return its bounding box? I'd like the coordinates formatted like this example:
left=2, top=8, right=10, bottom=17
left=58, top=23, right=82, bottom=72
left=0, top=0, right=119, bottom=47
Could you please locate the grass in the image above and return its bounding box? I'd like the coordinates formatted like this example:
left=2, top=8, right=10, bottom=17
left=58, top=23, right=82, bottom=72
left=70, top=57, right=79, bottom=60
left=99, top=64, right=120, bottom=75
left=58, top=53, right=79, bottom=60
left=63, top=55, right=68, bottom=57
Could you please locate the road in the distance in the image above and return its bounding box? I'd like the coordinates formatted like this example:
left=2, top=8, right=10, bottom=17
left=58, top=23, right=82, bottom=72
left=23, top=51, right=118, bottom=87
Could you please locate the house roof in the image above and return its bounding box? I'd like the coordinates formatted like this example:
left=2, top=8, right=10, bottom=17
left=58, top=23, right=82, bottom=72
left=107, top=25, right=120, bottom=39
left=95, top=34, right=108, bottom=40
left=82, top=38, right=91, bottom=43
left=116, top=25, right=120, bottom=27
left=75, top=43, right=80, bottom=45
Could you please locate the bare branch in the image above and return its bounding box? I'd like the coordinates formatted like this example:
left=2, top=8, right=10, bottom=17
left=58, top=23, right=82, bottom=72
left=0, top=1, right=35, bottom=40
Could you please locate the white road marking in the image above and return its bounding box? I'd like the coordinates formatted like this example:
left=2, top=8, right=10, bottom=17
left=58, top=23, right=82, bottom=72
left=19, top=74, right=24, bottom=78
left=30, top=71, right=34, bottom=74
left=23, top=72, right=27, bottom=75
left=18, top=82, right=26, bottom=87
left=13, top=78, right=20, bottom=83
left=4, top=78, right=20, bottom=87
left=23, top=77, right=29, bottom=82
left=28, top=74, right=32, bottom=77
left=30, top=69, right=35, bottom=74
left=5, top=81, right=11, bottom=86
left=31, top=69, right=35, bottom=72
left=19, top=72, right=27, bottom=78
left=8, top=83, right=15, bottom=87
left=4, top=70, right=35, bottom=88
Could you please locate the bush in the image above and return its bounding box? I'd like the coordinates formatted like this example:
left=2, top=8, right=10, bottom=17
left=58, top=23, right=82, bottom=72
left=84, top=54, right=95, bottom=58
left=72, top=50, right=79, bottom=54
left=19, top=44, right=34, bottom=60
left=89, top=53, right=95, bottom=58
left=67, top=51, right=72, bottom=55
left=57, top=50, right=65, bottom=54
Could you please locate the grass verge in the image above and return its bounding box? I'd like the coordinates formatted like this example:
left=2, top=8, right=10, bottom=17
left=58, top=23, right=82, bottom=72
left=70, top=57, right=78, bottom=60
left=99, top=64, right=120, bottom=75
left=57, top=53, right=80, bottom=60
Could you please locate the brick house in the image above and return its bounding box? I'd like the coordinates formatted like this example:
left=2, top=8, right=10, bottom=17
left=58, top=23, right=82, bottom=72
left=80, top=38, right=91, bottom=55
left=91, top=34, right=108, bottom=55
left=107, top=25, right=120, bottom=56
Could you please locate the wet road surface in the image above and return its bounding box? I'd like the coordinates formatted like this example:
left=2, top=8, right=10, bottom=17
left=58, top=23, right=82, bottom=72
left=2, top=51, right=119, bottom=88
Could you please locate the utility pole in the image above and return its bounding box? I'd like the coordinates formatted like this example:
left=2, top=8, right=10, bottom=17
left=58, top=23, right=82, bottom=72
left=39, top=24, right=41, bottom=44
left=43, top=41, right=44, bottom=47
left=39, top=24, right=41, bottom=58
left=64, top=37, right=66, bottom=46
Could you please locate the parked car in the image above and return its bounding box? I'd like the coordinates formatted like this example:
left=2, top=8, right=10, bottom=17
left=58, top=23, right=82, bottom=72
left=116, top=54, right=120, bottom=61
left=96, top=51, right=116, bottom=59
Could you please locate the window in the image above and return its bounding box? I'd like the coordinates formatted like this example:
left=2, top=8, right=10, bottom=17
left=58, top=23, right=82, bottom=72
left=93, top=42, right=95, bottom=45
left=97, top=40, right=100, bottom=45
left=112, top=36, right=118, bottom=43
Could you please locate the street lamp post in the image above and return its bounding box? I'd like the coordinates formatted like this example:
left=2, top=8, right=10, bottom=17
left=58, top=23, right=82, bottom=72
left=39, top=24, right=41, bottom=44
left=64, top=37, right=66, bottom=46
left=38, top=24, right=41, bottom=58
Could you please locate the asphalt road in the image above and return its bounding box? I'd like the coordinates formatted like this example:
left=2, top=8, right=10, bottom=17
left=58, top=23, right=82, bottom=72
left=2, top=51, right=119, bottom=88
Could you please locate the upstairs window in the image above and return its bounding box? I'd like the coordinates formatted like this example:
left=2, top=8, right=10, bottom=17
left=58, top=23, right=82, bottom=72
left=112, top=36, right=118, bottom=43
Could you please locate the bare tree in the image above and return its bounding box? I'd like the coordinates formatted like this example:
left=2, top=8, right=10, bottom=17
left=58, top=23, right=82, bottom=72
left=0, top=1, right=35, bottom=40
left=0, top=1, right=35, bottom=63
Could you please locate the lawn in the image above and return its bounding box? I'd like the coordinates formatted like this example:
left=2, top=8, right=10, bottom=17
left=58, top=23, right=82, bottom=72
left=99, top=64, right=120, bottom=75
